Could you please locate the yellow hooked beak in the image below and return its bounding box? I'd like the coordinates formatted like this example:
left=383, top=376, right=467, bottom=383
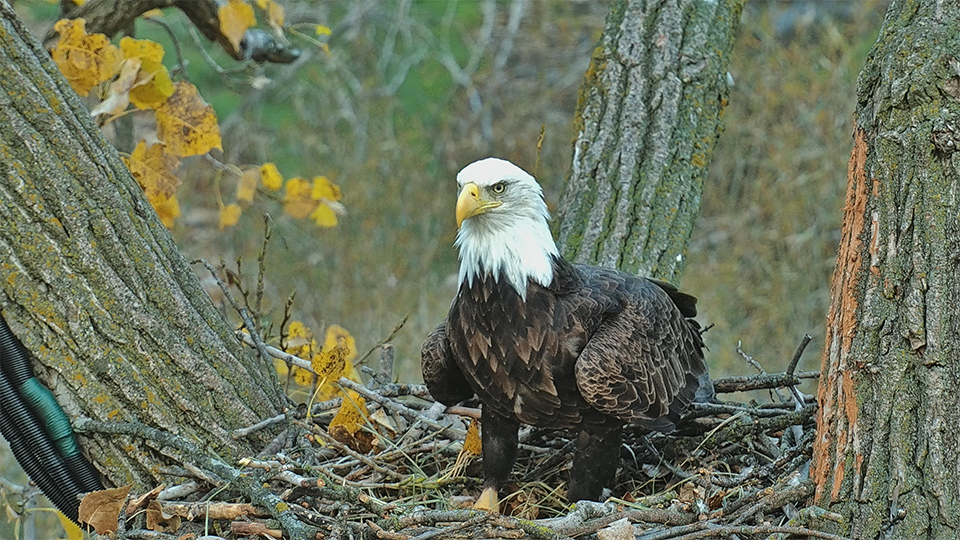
left=456, top=182, right=502, bottom=229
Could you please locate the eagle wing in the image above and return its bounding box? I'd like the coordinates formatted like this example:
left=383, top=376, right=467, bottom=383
left=574, top=277, right=705, bottom=431
left=421, top=322, right=475, bottom=406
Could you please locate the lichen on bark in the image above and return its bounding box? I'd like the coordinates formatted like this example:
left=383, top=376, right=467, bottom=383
left=812, top=0, right=960, bottom=538
left=556, top=0, right=743, bottom=281
left=0, top=2, right=286, bottom=489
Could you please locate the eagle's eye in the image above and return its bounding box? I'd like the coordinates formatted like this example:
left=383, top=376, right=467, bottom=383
left=492, top=182, right=506, bottom=194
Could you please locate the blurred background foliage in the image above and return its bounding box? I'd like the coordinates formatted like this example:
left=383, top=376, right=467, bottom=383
left=18, top=0, right=887, bottom=380
left=4, top=0, right=885, bottom=534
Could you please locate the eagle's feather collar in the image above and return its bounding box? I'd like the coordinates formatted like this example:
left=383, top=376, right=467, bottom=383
left=455, top=201, right=558, bottom=300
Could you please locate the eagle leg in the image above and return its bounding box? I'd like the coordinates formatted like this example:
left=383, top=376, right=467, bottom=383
left=475, top=407, right=520, bottom=512
left=568, top=425, right=623, bottom=503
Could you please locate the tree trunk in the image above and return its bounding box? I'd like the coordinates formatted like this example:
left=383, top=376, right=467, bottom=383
left=0, top=2, right=285, bottom=490
left=556, top=0, right=742, bottom=281
left=811, top=1, right=960, bottom=538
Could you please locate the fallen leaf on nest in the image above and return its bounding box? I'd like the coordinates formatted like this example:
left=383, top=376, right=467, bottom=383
left=328, top=391, right=376, bottom=453
left=146, top=500, right=181, bottom=533
left=79, top=484, right=132, bottom=534
left=125, top=484, right=165, bottom=515
left=463, top=418, right=482, bottom=455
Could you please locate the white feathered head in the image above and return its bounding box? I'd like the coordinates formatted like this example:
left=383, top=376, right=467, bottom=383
left=453, top=158, right=559, bottom=299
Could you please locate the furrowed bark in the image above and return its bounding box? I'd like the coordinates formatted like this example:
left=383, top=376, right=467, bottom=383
left=53, top=0, right=173, bottom=39
left=0, top=2, right=286, bottom=489
left=556, top=0, right=742, bottom=281
left=812, top=0, right=960, bottom=538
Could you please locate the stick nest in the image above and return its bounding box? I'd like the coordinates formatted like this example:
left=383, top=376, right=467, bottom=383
left=93, top=335, right=847, bottom=540
left=90, top=257, right=843, bottom=539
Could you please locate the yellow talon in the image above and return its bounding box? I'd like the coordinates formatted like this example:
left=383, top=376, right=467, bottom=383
left=473, top=487, right=499, bottom=512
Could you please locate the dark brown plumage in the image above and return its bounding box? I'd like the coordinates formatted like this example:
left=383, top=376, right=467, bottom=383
left=423, top=256, right=708, bottom=502
left=422, top=158, right=710, bottom=506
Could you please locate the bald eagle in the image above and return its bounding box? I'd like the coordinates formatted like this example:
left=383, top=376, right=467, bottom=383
left=421, top=158, right=710, bottom=510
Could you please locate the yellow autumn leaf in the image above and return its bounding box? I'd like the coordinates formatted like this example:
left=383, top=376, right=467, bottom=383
left=315, top=24, right=331, bottom=36
left=288, top=320, right=309, bottom=339
left=142, top=8, right=164, bottom=18
left=446, top=417, right=481, bottom=479
left=311, top=176, right=341, bottom=201
left=119, top=37, right=174, bottom=110
left=120, top=36, right=164, bottom=64
left=130, top=59, right=174, bottom=109
left=308, top=176, right=344, bottom=227
left=344, top=360, right=362, bottom=383
left=147, top=193, right=181, bottom=228
left=463, top=419, right=482, bottom=455
left=237, top=168, right=260, bottom=202
left=323, top=325, right=356, bottom=361
left=284, top=321, right=315, bottom=359
left=219, top=203, right=242, bottom=230
left=155, top=82, right=222, bottom=157
left=309, top=202, right=338, bottom=227
left=219, top=0, right=256, bottom=53
left=260, top=163, right=283, bottom=190
left=315, top=359, right=361, bottom=401
left=293, top=366, right=314, bottom=386
left=273, top=358, right=289, bottom=377
left=313, top=325, right=358, bottom=401
left=329, top=392, right=368, bottom=430
left=305, top=338, right=319, bottom=358
left=90, top=57, right=140, bottom=117
left=123, top=141, right=181, bottom=199
left=311, top=345, right=346, bottom=389
left=51, top=19, right=122, bottom=96
left=327, top=390, right=369, bottom=442
left=328, top=392, right=375, bottom=452
left=283, top=177, right=316, bottom=218
left=57, top=511, right=84, bottom=540
left=267, top=2, right=285, bottom=29
left=256, top=0, right=285, bottom=30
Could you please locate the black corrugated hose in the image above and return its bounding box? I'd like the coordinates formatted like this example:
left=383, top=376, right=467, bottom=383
left=0, top=314, right=103, bottom=522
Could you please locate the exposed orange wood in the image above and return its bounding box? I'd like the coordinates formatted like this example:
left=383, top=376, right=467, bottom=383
left=832, top=370, right=860, bottom=500
left=813, top=128, right=869, bottom=502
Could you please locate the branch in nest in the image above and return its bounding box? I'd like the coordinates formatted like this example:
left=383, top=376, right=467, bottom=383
left=537, top=500, right=696, bottom=537
left=656, top=524, right=849, bottom=540
left=337, top=377, right=467, bottom=440
left=295, top=419, right=408, bottom=481
left=707, top=404, right=817, bottom=445
left=729, top=479, right=816, bottom=525
left=710, top=429, right=814, bottom=488
left=74, top=418, right=316, bottom=540
left=159, top=501, right=267, bottom=521
left=381, top=509, right=576, bottom=540
left=48, top=0, right=300, bottom=64
left=712, top=372, right=807, bottom=393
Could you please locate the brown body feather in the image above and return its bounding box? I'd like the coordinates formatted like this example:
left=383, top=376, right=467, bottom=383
left=424, top=157, right=710, bottom=503
left=421, top=255, right=707, bottom=501
left=421, top=258, right=712, bottom=501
